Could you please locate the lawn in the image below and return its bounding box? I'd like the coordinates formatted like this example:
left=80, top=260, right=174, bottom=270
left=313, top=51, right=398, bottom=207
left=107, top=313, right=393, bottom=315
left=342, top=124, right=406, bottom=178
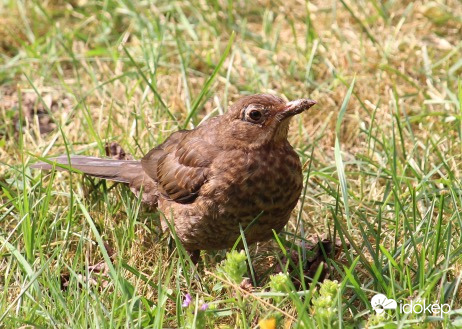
left=1, top=0, right=462, bottom=328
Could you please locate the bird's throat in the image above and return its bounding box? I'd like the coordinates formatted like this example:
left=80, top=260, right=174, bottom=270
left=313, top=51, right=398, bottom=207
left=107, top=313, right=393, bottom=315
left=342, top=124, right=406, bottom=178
left=272, top=119, right=291, bottom=143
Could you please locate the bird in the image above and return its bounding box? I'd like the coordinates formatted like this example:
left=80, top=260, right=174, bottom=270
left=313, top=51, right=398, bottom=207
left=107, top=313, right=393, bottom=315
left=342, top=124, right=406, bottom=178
left=32, top=94, right=317, bottom=260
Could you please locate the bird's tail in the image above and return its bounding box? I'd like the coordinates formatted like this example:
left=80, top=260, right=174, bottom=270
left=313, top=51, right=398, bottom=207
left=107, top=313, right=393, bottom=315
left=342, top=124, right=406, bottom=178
left=31, top=155, right=143, bottom=183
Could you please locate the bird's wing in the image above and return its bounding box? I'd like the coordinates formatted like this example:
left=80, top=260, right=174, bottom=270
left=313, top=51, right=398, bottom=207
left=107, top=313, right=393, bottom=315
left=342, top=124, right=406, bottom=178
left=141, top=130, right=188, bottom=180
left=141, top=131, right=218, bottom=203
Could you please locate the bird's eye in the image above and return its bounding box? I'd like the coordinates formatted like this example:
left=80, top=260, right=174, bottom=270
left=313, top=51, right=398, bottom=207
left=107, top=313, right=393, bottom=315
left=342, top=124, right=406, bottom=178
left=244, top=107, right=265, bottom=123
left=249, top=110, right=262, bottom=121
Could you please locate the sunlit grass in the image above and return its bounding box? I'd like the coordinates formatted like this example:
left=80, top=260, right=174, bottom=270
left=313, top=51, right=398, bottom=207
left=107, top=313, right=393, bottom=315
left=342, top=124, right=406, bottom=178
left=1, top=0, right=462, bottom=327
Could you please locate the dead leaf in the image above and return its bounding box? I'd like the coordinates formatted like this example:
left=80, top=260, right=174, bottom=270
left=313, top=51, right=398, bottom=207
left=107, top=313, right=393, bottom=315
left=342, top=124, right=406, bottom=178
left=105, top=141, right=133, bottom=160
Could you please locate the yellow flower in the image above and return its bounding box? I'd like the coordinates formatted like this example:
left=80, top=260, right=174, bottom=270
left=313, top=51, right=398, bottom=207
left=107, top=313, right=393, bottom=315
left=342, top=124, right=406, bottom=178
left=259, top=317, right=277, bottom=329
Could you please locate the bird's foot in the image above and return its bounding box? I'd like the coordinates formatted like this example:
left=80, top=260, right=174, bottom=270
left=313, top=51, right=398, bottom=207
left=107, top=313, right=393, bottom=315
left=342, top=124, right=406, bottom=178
left=187, top=250, right=201, bottom=265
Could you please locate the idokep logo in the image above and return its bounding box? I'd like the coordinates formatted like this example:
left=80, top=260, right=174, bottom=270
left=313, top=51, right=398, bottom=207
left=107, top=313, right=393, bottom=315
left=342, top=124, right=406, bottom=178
left=370, top=294, right=451, bottom=317
left=399, top=299, right=451, bottom=317
left=371, top=294, right=397, bottom=314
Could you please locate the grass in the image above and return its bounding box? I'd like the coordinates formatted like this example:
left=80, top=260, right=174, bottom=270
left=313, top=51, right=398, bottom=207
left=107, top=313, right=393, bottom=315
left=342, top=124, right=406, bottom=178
left=1, top=0, right=462, bottom=327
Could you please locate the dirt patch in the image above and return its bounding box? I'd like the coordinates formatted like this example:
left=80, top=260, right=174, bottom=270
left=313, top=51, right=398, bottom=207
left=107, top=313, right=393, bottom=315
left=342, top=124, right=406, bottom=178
left=0, top=86, right=72, bottom=138
left=273, top=234, right=346, bottom=288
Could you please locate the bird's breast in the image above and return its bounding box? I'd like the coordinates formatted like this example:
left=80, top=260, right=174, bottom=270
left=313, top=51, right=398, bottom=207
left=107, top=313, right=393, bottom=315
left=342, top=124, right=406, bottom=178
left=165, top=144, right=304, bottom=250
left=202, top=144, right=303, bottom=219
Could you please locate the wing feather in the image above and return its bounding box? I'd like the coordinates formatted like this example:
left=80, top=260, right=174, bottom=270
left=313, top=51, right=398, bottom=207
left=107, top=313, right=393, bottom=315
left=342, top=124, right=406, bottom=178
left=141, top=131, right=218, bottom=204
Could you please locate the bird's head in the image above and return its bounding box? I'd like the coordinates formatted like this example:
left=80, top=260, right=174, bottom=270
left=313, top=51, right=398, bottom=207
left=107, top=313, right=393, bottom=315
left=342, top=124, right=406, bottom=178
left=220, top=94, right=317, bottom=148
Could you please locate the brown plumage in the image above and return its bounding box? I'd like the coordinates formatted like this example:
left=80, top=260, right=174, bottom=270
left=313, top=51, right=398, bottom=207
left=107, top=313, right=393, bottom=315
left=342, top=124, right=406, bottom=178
left=32, top=94, right=316, bottom=255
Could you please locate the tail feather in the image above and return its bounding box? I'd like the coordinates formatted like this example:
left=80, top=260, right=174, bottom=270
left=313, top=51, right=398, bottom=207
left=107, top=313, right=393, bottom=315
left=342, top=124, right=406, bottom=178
left=31, top=155, right=143, bottom=183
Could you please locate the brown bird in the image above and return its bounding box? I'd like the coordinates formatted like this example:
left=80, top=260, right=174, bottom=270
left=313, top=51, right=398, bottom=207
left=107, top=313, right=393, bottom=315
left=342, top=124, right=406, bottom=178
left=32, top=94, right=316, bottom=259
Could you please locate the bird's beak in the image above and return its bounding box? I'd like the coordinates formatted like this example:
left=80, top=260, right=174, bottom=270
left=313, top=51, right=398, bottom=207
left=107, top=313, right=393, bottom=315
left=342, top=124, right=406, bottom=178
left=279, top=99, right=317, bottom=118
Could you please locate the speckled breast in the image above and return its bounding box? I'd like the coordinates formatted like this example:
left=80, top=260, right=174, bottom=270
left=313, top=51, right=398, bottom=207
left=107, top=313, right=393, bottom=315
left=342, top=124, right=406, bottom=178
left=170, top=142, right=303, bottom=251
